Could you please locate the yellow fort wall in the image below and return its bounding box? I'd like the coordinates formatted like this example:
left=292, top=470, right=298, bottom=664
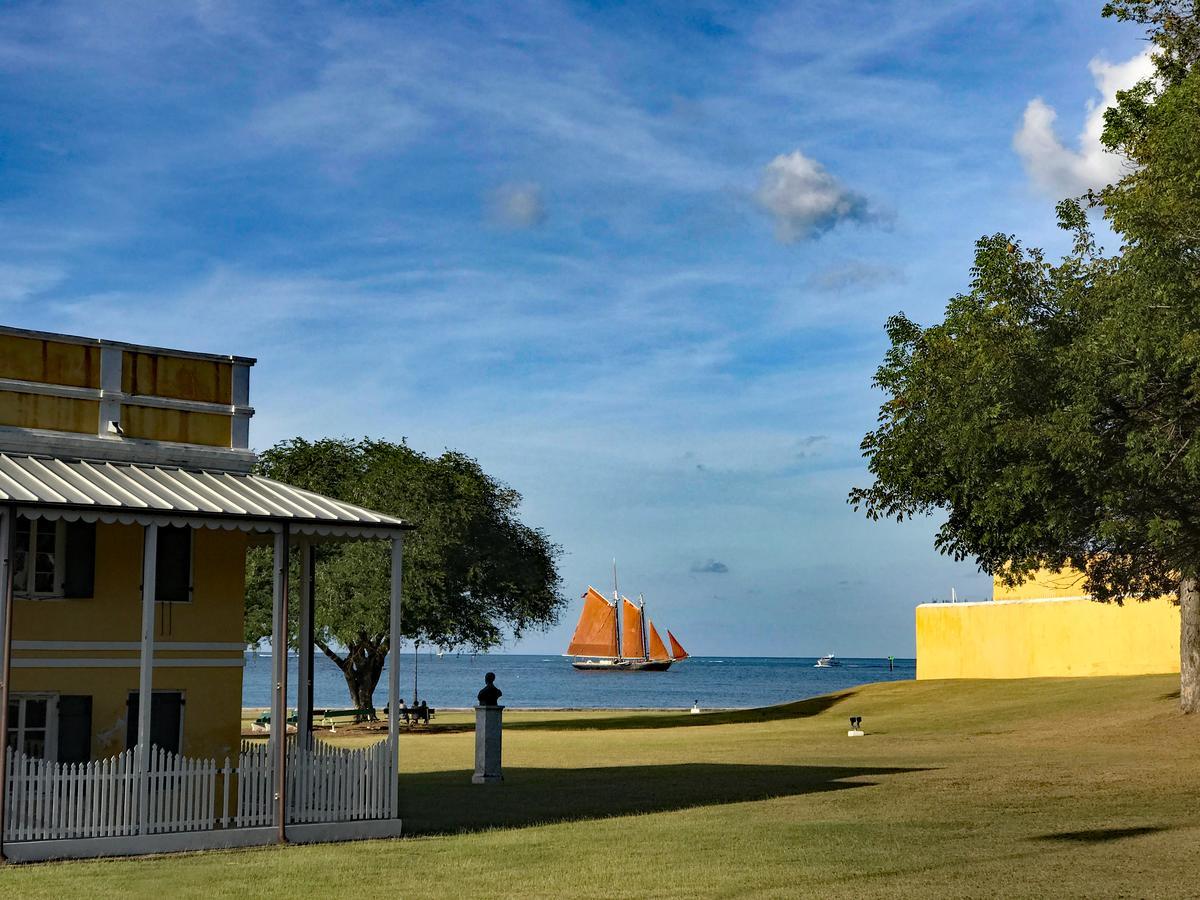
left=916, top=566, right=1181, bottom=679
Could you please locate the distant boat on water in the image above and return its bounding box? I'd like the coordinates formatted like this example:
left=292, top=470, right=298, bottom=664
left=814, top=653, right=838, bottom=668
left=565, top=568, right=689, bottom=672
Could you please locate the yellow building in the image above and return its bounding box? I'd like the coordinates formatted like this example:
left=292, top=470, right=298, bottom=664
left=915, top=567, right=1180, bottom=679
left=0, top=325, right=410, bottom=861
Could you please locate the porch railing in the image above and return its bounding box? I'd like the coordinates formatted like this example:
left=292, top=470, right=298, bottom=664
left=236, top=738, right=395, bottom=826
left=2, top=746, right=229, bottom=841
left=3, top=738, right=396, bottom=842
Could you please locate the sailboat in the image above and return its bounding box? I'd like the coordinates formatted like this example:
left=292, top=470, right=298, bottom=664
left=565, top=580, right=690, bottom=672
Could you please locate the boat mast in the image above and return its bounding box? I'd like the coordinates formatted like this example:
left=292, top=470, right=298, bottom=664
left=638, top=593, right=648, bottom=661
left=612, top=558, right=622, bottom=659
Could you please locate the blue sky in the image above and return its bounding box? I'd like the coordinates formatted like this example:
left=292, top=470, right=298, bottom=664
left=0, top=1, right=1149, bottom=656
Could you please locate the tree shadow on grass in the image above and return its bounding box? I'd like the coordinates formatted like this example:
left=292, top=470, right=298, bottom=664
left=500, top=690, right=859, bottom=734
left=1035, top=826, right=1172, bottom=843
left=400, top=761, right=926, bottom=835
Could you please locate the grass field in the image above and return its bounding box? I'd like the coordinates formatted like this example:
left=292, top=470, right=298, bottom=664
left=5, top=675, right=1199, bottom=899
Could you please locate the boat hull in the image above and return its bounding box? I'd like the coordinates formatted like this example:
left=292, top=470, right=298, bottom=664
left=571, top=659, right=674, bottom=672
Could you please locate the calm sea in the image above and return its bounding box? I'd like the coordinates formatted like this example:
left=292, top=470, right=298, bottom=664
left=242, top=652, right=915, bottom=710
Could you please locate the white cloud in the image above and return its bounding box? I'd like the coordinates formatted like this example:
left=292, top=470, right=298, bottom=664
left=754, top=150, right=872, bottom=242
left=804, top=260, right=902, bottom=293
left=1013, top=51, right=1155, bottom=197
left=487, top=182, right=546, bottom=228
left=249, top=59, right=426, bottom=164
left=0, top=264, right=64, bottom=304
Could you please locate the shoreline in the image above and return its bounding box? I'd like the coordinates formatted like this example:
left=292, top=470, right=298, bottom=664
left=241, top=706, right=744, bottom=714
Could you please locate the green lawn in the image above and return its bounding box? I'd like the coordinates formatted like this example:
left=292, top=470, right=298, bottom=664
left=7, top=675, right=1199, bottom=898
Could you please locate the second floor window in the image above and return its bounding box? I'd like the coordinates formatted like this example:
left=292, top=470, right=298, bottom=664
left=13, top=517, right=96, bottom=600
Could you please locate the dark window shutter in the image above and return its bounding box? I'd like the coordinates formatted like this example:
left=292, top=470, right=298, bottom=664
left=57, top=695, right=92, bottom=763
left=62, top=521, right=96, bottom=599
left=126, top=692, right=184, bottom=754
left=155, top=526, right=191, bottom=604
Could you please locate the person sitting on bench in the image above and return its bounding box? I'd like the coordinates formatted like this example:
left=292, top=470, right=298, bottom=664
left=417, top=699, right=430, bottom=725
left=396, top=698, right=409, bottom=723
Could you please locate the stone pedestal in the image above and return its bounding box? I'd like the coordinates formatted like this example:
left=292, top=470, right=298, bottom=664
left=472, top=704, right=504, bottom=784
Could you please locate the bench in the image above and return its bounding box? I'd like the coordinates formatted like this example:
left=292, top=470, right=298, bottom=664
left=314, top=707, right=377, bottom=732
left=250, top=710, right=298, bottom=733
left=398, top=706, right=436, bottom=727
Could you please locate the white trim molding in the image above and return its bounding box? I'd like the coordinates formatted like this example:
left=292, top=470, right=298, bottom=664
left=0, top=426, right=256, bottom=473
left=10, top=657, right=245, bottom=669
left=12, top=641, right=247, bottom=651
left=0, top=324, right=256, bottom=367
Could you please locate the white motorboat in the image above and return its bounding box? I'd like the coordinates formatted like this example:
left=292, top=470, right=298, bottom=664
left=814, top=653, right=838, bottom=668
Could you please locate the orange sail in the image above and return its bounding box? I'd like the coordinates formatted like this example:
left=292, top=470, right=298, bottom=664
left=647, top=620, right=671, bottom=662
left=621, top=598, right=645, bottom=659
left=566, top=587, right=618, bottom=657
left=667, top=630, right=689, bottom=660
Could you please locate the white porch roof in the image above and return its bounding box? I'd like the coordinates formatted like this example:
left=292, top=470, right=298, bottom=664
left=0, top=453, right=410, bottom=538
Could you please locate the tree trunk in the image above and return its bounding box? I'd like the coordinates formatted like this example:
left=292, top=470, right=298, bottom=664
left=1182, top=577, right=1200, bottom=714
left=322, top=639, right=387, bottom=721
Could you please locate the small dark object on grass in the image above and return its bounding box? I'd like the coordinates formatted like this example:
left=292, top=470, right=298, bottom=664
left=849, top=716, right=862, bottom=730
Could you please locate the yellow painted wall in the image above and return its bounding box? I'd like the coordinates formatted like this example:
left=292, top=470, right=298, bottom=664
left=916, top=597, right=1180, bottom=679
left=9, top=667, right=243, bottom=762
left=14, top=524, right=248, bottom=643
left=122, top=351, right=232, bottom=404
left=0, top=334, right=100, bottom=388
left=0, top=390, right=98, bottom=434
left=0, top=334, right=240, bottom=447
left=994, top=566, right=1089, bottom=600
left=11, top=523, right=248, bottom=761
left=120, top=404, right=233, bottom=447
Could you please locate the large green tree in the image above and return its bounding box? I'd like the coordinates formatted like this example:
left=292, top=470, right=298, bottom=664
left=245, top=438, right=565, bottom=712
left=852, top=2, right=1200, bottom=711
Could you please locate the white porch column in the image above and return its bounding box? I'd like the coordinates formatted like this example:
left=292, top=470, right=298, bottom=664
left=296, top=540, right=315, bottom=745
left=270, top=526, right=290, bottom=841
left=136, top=522, right=158, bottom=834
left=0, top=506, right=16, bottom=860
left=387, top=534, right=403, bottom=818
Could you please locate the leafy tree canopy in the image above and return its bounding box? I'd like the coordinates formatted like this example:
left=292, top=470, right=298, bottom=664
left=852, top=1, right=1200, bottom=710
left=246, top=438, right=564, bottom=711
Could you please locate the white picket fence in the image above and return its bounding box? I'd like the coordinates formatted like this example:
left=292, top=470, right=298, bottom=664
left=236, top=737, right=395, bottom=826
left=3, top=746, right=230, bottom=842
left=4, top=737, right=394, bottom=842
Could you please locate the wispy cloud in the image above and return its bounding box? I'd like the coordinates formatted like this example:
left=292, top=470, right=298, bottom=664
left=0, top=264, right=65, bottom=304
left=1013, top=50, right=1154, bottom=197
left=487, top=182, right=546, bottom=228
left=691, top=559, right=729, bottom=574
left=754, top=150, right=875, bottom=242
left=0, top=0, right=1106, bottom=656
left=804, top=261, right=902, bottom=293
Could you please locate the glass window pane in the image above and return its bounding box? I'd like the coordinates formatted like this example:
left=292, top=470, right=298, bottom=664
left=12, top=531, right=28, bottom=593
left=23, top=734, right=45, bottom=758
left=24, top=699, right=46, bottom=728
left=12, top=551, right=27, bottom=592
left=35, top=527, right=56, bottom=555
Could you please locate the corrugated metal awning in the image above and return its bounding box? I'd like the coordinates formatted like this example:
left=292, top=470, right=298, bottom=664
left=0, top=453, right=410, bottom=538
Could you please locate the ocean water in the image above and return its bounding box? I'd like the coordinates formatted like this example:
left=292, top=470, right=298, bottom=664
left=242, top=652, right=915, bottom=710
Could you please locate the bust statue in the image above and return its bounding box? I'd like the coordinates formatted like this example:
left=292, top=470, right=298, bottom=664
left=477, top=672, right=503, bottom=706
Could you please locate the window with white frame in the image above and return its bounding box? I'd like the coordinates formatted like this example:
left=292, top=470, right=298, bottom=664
left=13, top=517, right=64, bottom=597
left=11, top=516, right=96, bottom=600
left=6, top=694, right=58, bottom=761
